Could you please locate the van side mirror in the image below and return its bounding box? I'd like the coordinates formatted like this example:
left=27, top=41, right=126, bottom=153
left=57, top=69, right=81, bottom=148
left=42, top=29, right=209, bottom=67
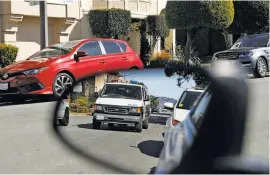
left=164, top=102, right=174, bottom=110
left=94, top=92, right=99, bottom=98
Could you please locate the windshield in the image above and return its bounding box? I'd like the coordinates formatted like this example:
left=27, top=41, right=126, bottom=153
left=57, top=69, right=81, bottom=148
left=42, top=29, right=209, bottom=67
left=100, top=84, right=142, bottom=100
left=28, top=40, right=84, bottom=59
left=176, top=91, right=202, bottom=110
left=231, top=34, right=269, bottom=49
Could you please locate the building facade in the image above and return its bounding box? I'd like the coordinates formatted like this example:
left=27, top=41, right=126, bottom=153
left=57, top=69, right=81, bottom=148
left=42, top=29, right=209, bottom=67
left=0, top=0, right=175, bottom=61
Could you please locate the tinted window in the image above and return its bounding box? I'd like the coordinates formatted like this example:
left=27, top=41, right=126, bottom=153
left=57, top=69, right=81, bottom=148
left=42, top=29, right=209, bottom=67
left=176, top=91, right=202, bottom=110
left=118, top=42, right=127, bottom=52
left=190, top=91, right=212, bottom=129
left=78, top=41, right=102, bottom=56
left=100, top=84, right=142, bottom=100
left=102, top=41, right=122, bottom=54
left=231, top=34, right=269, bottom=48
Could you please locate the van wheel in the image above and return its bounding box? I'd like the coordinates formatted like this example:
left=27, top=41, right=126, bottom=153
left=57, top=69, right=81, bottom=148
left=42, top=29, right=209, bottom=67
left=93, top=119, right=101, bottom=129
left=135, top=119, right=142, bottom=132
left=59, top=108, right=69, bottom=126
left=142, top=117, right=149, bottom=129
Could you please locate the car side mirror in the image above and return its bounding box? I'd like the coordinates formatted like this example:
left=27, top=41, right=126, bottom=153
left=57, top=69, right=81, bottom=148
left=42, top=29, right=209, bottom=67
left=164, top=102, right=174, bottom=110
left=74, top=51, right=88, bottom=61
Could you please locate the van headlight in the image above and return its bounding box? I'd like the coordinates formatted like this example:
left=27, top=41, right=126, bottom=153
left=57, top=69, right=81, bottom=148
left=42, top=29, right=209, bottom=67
left=93, top=104, right=103, bottom=111
left=130, top=107, right=141, bottom=113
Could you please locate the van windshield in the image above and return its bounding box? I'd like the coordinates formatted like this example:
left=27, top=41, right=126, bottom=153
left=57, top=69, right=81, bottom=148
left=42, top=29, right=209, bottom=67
left=176, top=91, right=202, bottom=110
left=100, top=84, right=142, bottom=100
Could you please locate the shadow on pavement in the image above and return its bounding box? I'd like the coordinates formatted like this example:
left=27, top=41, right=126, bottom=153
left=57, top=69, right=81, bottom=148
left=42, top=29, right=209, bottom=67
left=0, top=96, right=56, bottom=107
left=77, top=123, right=135, bottom=132
left=135, top=140, right=164, bottom=158
left=149, top=115, right=169, bottom=125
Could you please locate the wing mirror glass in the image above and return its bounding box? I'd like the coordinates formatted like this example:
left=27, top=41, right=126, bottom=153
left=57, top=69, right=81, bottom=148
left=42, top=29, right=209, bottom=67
left=51, top=60, right=263, bottom=174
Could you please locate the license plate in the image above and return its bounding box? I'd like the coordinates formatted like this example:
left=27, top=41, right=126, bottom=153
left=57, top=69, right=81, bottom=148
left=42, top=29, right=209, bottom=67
left=0, top=83, right=8, bottom=90
left=96, top=115, right=104, bottom=120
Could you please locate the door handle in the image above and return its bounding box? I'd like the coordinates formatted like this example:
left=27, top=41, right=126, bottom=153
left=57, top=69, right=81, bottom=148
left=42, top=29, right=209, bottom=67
left=122, top=57, right=128, bottom=60
left=100, top=60, right=106, bottom=64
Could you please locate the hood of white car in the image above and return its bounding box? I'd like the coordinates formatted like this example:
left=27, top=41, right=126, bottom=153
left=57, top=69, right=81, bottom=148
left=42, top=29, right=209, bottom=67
left=173, top=108, right=190, bottom=122
left=96, top=97, right=143, bottom=107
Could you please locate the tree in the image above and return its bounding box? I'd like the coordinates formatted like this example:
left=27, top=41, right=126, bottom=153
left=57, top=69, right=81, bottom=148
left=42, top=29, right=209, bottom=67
left=89, top=8, right=131, bottom=38
left=228, top=1, right=269, bottom=35
left=146, top=15, right=170, bottom=55
left=150, top=95, right=159, bottom=108
left=165, top=1, right=234, bottom=61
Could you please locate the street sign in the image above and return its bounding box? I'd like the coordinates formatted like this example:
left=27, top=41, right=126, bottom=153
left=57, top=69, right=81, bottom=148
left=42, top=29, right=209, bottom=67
left=29, top=1, right=40, bottom=6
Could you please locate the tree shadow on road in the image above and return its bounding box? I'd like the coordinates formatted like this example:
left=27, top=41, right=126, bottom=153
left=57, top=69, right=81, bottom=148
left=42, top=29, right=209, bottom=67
left=132, top=140, right=164, bottom=158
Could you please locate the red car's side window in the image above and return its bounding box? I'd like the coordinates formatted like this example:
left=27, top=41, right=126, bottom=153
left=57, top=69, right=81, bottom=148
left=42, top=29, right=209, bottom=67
left=101, top=41, right=122, bottom=54
left=78, top=41, right=102, bottom=57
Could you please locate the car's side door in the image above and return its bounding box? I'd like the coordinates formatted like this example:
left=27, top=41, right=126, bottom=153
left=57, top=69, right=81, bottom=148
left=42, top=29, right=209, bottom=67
left=100, top=41, right=130, bottom=71
left=71, top=41, right=105, bottom=79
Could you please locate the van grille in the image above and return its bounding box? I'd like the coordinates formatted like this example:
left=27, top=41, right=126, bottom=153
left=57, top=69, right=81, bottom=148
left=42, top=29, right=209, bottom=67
left=217, top=52, right=239, bottom=60
left=104, top=106, right=129, bottom=114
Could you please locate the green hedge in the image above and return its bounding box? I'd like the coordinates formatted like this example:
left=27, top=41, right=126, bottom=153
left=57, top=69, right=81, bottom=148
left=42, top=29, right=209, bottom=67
left=165, top=1, right=234, bottom=30
left=146, top=15, right=169, bottom=38
left=0, top=43, right=19, bottom=68
left=193, top=27, right=209, bottom=57
left=89, top=8, right=131, bottom=38
left=70, top=96, right=90, bottom=113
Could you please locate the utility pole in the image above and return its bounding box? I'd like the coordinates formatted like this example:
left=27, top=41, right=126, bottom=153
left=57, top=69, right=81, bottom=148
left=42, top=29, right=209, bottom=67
left=40, top=0, right=48, bottom=50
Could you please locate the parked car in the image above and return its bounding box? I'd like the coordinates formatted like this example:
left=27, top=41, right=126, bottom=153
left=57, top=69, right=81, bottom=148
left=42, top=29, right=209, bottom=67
left=92, top=82, right=151, bottom=132
left=0, top=38, right=144, bottom=103
left=162, top=88, right=204, bottom=139
left=212, top=33, right=269, bottom=78
left=57, top=97, right=70, bottom=126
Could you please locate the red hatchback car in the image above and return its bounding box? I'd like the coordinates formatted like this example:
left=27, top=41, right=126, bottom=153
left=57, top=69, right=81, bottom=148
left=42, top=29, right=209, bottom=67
left=0, top=38, right=144, bottom=103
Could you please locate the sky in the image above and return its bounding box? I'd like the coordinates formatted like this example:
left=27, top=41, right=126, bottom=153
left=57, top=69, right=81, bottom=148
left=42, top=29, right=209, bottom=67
left=119, top=68, right=196, bottom=99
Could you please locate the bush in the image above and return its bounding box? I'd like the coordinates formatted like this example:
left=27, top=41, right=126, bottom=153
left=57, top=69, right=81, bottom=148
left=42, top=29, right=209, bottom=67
left=228, top=1, right=269, bottom=34
left=146, top=15, right=170, bottom=38
left=70, top=96, right=90, bottom=113
left=0, top=43, right=19, bottom=68
left=165, top=1, right=234, bottom=30
left=151, top=50, right=172, bottom=60
left=89, top=8, right=131, bottom=38
left=193, top=27, right=209, bottom=57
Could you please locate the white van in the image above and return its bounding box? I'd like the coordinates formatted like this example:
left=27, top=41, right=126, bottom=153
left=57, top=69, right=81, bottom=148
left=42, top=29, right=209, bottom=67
left=92, top=82, right=151, bottom=132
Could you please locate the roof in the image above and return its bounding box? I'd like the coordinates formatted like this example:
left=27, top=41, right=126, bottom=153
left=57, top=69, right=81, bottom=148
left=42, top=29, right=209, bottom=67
left=105, top=82, right=145, bottom=87
left=240, top=33, right=269, bottom=39
left=84, top=38, right=127, bottom=43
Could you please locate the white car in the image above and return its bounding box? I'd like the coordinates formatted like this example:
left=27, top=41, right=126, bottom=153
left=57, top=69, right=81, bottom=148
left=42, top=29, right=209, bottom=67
left=57, top=98, right=70, bottom=126
left=92, top=82, right=151, bottom=132
left=162, top=88, right=204, bottom=137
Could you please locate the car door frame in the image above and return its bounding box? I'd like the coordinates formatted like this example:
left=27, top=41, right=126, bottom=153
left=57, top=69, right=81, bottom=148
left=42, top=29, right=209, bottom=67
left=69, top=40, right=106, bottom=79
left=99, top=40, right=129, bottom=71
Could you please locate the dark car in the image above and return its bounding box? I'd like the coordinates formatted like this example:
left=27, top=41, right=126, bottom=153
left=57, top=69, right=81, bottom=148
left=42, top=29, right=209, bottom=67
left=212, top=33, right=269, bottom=78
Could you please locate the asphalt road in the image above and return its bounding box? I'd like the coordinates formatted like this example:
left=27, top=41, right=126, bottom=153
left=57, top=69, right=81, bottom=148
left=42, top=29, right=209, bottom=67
left=0, top=77, right=269, bottom=173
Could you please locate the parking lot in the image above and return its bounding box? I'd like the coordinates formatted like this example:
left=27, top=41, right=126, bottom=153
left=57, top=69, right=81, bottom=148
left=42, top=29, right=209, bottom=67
left=0, top=77, right=269, bottom=173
